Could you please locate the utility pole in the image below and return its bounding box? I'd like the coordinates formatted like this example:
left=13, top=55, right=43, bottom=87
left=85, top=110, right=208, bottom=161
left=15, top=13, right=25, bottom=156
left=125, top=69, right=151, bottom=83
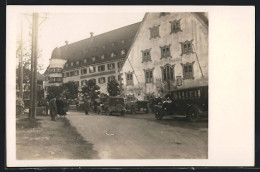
left=29, top=13, right=39, bottom=120
left=33, top=13, right=39, bottom=119
left=19, top=22, right=23, bottom=100
left=29, top=14, right=35, bottom=119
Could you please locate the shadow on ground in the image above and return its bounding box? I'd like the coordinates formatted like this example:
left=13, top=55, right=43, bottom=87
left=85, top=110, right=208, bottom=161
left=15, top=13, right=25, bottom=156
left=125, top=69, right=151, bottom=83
left=16, top=115, right=99, bottom=160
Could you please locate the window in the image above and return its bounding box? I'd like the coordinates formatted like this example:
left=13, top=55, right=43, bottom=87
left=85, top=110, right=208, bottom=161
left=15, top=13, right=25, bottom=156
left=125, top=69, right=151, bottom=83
left=76, top=61, right=79, bottom=65
left=125, top=72, right=133, bottom=85
left=180, top=40, right=194, bottom=56
left=84, top=59, right=87, bottom=63
left=181, top=62, right=195, bottom=79
left=160, top=44, right=171, bottom=59
left=159, top=12, right=170, bottom=17
left=107, top=63, right=115, bottom=70
left=149, top=25, right=160, bottom=39
left=108, top=76, right=116, bottom=82
left=70, top=70, right=79, bottom=76
left=81, top=80, right=87, bottom=86
left=98, top=77, right=106, bottom=84
left=121, top=50, right=126, bottom=55
left=49, top=77, right=62, bottom=83
left=142, top=48, right=152, bottom=62
left=117, top=61, right=123, bottom=68
left=98, top=65, right=105, bottom=72
left=121, top=40, right=125, bottom=43
left=92, top=57, right=96, bottom=62
left=70, top=62, right=74, bottom=66
left=45, top=76, right=49, bottom=81
left=49, top=68, right=62, bottom=73
left=170, top=19, right=182, bottom=34
left=81, top=68, right=87, bottom=75
left=66, top=72, right=70, bottom=77
left=24, top=85, right=29, bottom=91
left=90, top=78, right=96, bottom=84
left=111, top=52, right=116, bottom=57
left=118, top=75, right=121, bottom=81
left=101, top=55, right=105, bottom=60
left=89, top=66, right=96, bottom=73
left=102, top=45, right=106, bottom=49
left=144, top=68, right=154, bottom=83
left=176, top=76, right=182, bottom=86
left=161, top=64, right=175, bottom=82
left=65, top=63, right=68, bottom=67
left=112, top=42, right=115, bottom=46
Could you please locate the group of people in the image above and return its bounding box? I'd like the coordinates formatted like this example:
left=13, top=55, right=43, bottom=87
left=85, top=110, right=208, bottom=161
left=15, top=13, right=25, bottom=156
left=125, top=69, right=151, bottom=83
left=44, top=97, right=68, bottom=121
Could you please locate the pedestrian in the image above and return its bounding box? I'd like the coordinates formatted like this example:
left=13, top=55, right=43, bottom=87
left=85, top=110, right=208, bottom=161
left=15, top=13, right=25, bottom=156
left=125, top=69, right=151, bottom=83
left=44, top=98, right=49, bottom=116
left=93, top=100, right=97, bottom=113
left=84, top=100, right=89, bottom=115
left=56, top=97, right=67, bottom=117
left=49, top=97, right=57, bottom=121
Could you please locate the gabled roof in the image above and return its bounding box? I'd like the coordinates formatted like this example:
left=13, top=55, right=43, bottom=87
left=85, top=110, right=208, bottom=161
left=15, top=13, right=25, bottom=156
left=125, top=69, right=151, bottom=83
left=192, top=12, right=208, bottom=27
left=50, top=22, right=141, bottom=70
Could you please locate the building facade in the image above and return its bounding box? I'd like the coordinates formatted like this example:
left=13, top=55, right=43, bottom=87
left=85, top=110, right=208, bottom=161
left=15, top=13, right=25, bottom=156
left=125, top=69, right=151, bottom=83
left=120, top=12, right=208, bottom=100
left=43, top=22, right=141, bottom=97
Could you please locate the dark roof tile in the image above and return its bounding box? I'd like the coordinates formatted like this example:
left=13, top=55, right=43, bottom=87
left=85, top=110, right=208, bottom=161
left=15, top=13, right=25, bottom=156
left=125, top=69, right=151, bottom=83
left=51, top=22, right=141, bottom=70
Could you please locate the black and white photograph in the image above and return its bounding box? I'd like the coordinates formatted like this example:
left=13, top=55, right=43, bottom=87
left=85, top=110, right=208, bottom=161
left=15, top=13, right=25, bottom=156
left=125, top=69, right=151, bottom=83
left=6, top=6, right=254, bottom=167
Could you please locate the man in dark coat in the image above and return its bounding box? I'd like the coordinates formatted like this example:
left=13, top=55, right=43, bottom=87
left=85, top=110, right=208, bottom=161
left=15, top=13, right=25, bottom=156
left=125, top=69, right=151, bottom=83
left=84, top=100, right=89, bottom=115
left=44, top=98, right=49, bottom=116
left=56, top=98, right=67, bottom=116
left=49, top=97, right=57, bottom=121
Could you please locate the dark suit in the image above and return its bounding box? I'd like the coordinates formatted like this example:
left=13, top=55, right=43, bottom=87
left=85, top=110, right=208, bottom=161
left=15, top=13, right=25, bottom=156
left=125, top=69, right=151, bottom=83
left=49, top=98, right=57, bottom=120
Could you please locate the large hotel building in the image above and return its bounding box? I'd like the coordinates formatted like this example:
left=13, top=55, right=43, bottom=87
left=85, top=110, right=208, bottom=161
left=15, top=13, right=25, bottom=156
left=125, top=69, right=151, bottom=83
left=43, top=22, right=141, bottom=97
left=44, top=12, right=208, bottom=101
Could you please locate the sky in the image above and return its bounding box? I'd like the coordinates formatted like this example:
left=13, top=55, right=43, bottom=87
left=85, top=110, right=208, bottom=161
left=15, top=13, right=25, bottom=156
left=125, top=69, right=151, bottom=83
left=18, top=13, right=145, bottom=74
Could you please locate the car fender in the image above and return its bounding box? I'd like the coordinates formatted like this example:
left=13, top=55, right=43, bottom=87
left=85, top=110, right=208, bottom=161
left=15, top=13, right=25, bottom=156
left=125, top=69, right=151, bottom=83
left=186, top=104, right=202, bottom=114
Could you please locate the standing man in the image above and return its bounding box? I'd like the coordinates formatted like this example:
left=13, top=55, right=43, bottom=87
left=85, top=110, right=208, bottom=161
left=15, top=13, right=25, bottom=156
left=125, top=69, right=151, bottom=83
left=44, top=98, right=49, bottom=116
left=49, top=97, right=57, bottom=121
left=84, top=99, right=89, bottom=115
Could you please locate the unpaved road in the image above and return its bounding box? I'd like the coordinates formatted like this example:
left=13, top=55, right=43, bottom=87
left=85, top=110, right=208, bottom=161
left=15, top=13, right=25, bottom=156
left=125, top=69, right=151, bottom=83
left=66, top=111, right=208, bottom=159
left=16, top=115, right=99, bottom=160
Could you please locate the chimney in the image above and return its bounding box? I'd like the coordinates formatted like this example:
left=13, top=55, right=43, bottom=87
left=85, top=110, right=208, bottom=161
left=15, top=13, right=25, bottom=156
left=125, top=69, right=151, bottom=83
left=65, top=40, right=69, bottom=46
left=90, top=32, right=94, bottom=41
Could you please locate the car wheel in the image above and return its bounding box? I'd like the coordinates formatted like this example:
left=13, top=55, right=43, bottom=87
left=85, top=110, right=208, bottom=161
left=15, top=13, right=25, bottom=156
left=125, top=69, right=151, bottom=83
left=155, top=109, right=163, bottom=120
left=97, top=110, right=100, bottom=115
left=188, top=108, right=200, bottom=122
left=121, top=111, right=125, bottom=116
left=131, top=106, right=136, bottom=114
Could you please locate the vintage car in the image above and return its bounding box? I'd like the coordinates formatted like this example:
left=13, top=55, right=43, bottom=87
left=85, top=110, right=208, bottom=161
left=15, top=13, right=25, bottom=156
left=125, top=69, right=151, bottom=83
left=125, top=95, right=149, bottom=114
left=97, top=96, right=125, bottom=116
left=154, top=86, right=208, bottom=122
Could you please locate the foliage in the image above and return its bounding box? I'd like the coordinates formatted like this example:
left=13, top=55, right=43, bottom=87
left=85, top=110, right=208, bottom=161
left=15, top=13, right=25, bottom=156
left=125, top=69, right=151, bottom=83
left=107, top=80, right=120, bottom=96
left=61, top=81, right=79, bottom=99
left=81, top=79, right=100, bottom=101
left=46, top=86, right=63, bottom=100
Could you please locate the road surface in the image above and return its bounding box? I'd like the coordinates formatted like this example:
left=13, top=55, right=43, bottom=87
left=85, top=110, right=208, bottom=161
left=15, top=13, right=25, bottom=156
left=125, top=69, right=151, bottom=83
left=66, top=111, right=208, bottom=159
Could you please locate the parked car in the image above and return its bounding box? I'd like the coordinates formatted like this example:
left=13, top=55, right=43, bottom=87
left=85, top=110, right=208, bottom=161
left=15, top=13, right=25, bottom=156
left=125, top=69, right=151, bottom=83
left=125, top=95, right=149, bottom=114
left=154, top=86, right=208, bottom=122
left=97, top=96, right=125, bottom=116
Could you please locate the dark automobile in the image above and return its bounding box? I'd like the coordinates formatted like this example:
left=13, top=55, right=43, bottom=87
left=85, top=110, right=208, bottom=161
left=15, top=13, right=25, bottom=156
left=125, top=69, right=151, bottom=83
left=154, top=86, right=208, bottom=122
left=97, top=96, right=125, bottom=116
left=125, top=95, right=149, bottom=114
